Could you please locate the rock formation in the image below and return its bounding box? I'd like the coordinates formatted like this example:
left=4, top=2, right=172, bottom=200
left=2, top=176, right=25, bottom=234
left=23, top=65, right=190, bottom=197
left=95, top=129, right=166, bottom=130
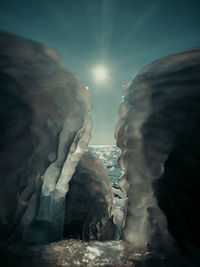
left=115, top=48, right=200, bottom=257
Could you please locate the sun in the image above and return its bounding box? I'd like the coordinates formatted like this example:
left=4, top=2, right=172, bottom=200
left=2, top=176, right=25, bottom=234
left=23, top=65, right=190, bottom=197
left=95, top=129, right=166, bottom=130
left=93, top=66, right=108, bottom=82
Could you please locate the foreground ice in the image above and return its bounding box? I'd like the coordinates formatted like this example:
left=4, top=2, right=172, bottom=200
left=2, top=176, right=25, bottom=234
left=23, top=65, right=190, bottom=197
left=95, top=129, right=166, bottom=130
left=1, top=239, right=197, bottom=267
left=115, top=47, right=200, bottom=261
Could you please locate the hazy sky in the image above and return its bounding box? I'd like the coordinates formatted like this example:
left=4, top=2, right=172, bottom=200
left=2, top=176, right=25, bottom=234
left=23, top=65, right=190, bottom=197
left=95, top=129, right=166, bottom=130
left=0, top=0, right=200, bottom=144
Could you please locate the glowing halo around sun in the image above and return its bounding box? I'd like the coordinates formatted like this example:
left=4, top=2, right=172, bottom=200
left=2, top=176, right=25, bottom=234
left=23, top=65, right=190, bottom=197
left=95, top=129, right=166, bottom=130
left=93, top=66, right=108, bottom=82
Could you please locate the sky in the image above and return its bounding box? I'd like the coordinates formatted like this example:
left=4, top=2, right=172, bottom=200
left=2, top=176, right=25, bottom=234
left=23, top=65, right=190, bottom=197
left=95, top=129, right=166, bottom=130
left=0, top=0, right=200, bottom=144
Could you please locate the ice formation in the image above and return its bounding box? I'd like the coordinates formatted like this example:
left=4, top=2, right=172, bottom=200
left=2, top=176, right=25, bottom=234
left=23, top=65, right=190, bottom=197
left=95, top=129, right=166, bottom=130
left=1, top=29, right=200, bottom=265
left=0, top=30, right=92, bottom=242
left=115, top=47, right=200, bottom=254
left=64, top=151, right=117, bottom=241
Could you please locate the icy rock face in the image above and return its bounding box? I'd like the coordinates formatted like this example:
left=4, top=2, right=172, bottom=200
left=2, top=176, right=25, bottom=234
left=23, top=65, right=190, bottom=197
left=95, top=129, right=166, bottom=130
left=0, top=30, right=92, bottom=242
left=115, top=48, right=200, bottom=251
left=63, top=151, right=117, bottom=241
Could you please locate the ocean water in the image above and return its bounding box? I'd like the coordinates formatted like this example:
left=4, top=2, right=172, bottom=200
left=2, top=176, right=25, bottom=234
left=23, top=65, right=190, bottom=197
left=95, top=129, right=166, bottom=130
left=88, top=145, right=122, bottom=184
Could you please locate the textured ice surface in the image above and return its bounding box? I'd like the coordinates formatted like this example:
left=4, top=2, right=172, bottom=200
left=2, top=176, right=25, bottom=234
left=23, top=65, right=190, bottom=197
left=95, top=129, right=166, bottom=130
left=64, top=151, right=117, bottom=241
left=0, top=30, right=92, bottom=242
left=115, top=47, right=200, bottom=257
left=36, top=117, right=92, bottom=240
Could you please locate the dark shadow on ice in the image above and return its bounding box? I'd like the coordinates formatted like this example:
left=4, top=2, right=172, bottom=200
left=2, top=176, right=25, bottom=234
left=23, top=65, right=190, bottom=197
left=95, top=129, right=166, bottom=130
left=64, top=151, right=118, bottom=241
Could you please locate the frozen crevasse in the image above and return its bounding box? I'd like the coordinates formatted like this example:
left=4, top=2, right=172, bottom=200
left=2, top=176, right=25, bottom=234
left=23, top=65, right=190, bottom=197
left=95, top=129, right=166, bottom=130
left=115, top=47, right=200, bottom=257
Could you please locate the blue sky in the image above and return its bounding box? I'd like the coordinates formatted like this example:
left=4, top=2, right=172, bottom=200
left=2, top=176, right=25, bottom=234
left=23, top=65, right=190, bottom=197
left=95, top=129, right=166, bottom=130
left=0, top=0, right=200, bottom=144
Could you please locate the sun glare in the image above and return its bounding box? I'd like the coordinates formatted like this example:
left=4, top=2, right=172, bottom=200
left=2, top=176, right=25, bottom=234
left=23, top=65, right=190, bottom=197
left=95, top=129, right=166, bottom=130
left=93, top=66, right=108, bottom=82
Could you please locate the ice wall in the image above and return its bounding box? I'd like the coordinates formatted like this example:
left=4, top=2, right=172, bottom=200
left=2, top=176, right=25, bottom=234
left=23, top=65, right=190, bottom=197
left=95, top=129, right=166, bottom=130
left=115, top=48, right=200, bottom=252
left=0, top=30, right=92, bottom=242
left=64, top=151, right=117, bottom=241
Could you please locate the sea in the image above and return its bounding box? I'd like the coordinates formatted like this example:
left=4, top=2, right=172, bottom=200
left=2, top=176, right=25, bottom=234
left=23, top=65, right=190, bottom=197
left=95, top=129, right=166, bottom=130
left=88, top=145, right=122, bottom=185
